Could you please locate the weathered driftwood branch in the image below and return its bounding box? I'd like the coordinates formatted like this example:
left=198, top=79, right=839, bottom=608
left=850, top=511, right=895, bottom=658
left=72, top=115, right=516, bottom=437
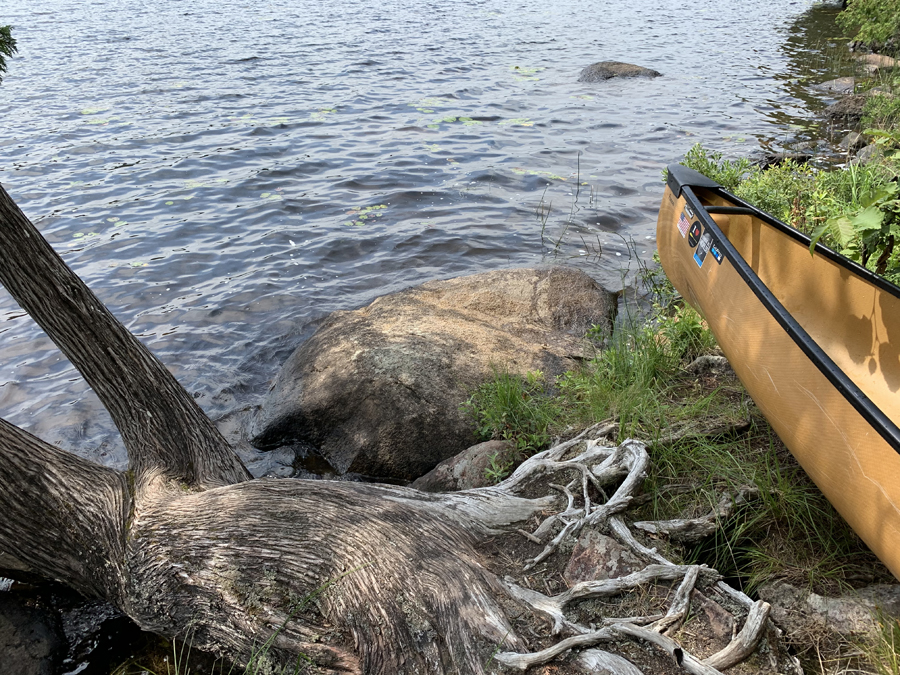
left=614, top=623, right=725, bottom=675
left=633, top=487, right=759, bottom=543
left=0, top=185, right=249, bottom=487
left=576, top=648, right=646, bottom=675
left=702, top=600, right=771, bottom=670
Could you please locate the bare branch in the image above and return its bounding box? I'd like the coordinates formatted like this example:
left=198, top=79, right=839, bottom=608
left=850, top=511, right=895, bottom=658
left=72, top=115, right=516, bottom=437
left=0, top=417, right=130, bottom=600
left=0, top=184, right=249, bottom=487
left=614, top=623, right=725, bottom=675
left=702, top=601, right=771, bottom=670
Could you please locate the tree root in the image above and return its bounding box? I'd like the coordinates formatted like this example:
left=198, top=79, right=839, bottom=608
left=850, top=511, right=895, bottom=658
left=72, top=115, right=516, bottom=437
left=481, top=429, right=789, bottom=674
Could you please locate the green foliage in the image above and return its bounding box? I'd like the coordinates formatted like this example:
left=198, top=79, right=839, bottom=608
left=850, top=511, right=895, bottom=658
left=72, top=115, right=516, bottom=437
left=733, top=160, right=815, bottom=226
left=862, top=612, right=900, bottom=675
left=679, top=144, right=753, bottom=192
left=681, top=143, right=900, bottom=282
left=837, top=0, right=900, bottom=48
left=0, top=25, right=16, bottom=84
left=463, top=368, right=561, bottom=454
left=483, top=451, right=515, bottom=483
left=863, top=92, right=900, bottom=132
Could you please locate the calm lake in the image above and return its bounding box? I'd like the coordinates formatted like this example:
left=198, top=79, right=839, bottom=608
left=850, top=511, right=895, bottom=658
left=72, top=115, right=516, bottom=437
left=0, top=0, right=850, bottom=471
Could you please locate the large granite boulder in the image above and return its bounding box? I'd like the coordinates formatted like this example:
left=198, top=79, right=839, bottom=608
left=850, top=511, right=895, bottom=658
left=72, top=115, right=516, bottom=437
left=250, top=267, right=617, bottom=480
left=578, top=61, right=661, bottom=82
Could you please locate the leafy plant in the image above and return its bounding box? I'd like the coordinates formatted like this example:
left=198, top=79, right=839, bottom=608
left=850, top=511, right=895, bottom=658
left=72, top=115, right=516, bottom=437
left=810, top=172, right=900, bottom=275
left=679, top=144, right=753, bottom=192
left=0, top=25, right=16, bottom=84
left=463, top=368, right=560, bottom=454
left=837, top=0, right=900, bottom=50
left=483, top=451, right=515, bottom=483
left=734, top=160, right=815, bottom=227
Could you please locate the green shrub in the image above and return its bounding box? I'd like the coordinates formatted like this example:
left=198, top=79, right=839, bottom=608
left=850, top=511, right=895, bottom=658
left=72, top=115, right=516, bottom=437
left=837, top=0, right=900, bottom=49
left=734, top=160, right=815, bottom=227
left=679, top=144, right=753, bottom=192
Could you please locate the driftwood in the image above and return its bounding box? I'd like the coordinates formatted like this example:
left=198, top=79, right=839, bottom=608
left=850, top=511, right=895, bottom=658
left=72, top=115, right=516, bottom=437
left=0, top=183, right=790, bottom=673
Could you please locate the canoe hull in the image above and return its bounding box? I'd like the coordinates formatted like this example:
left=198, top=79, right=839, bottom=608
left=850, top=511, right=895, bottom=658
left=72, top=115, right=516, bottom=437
left=658, top=170, right=900, bottom=579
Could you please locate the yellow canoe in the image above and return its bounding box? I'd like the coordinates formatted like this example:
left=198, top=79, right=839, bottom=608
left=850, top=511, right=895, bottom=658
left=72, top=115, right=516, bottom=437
left=658, top=164, right=900, bottom=579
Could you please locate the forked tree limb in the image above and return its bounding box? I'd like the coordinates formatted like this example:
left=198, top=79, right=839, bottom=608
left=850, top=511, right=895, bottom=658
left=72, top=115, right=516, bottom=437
left=0, top=417, right=130, bottom=600
left=0, top=184, right=249, bottom=487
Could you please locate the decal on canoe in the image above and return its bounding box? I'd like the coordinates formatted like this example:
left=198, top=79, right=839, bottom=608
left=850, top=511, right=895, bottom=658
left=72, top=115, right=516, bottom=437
left=677, top=212, right=691, bottom=238
left=694, top=231, right=713, bottom=267
left=685, top=205, right=694, bottom=218
left=688, top=221, right=702, bottom=247
left=710, top=239, right=724, bottom=265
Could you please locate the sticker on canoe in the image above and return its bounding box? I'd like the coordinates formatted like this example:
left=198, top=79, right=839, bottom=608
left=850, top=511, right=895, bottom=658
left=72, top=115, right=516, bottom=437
left=685, top=205, right=694, bottom=218
left=694, top=231, right=713, bottom=267
left=687, top=221, right=702, bottom=247
left=710, top=239, right=724, bottom=265
left=677, top=212, right=691, bottom=238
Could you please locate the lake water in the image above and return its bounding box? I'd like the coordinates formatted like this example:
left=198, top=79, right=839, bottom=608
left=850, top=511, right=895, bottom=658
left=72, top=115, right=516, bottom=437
left=0, top=0, right=851, bottom=471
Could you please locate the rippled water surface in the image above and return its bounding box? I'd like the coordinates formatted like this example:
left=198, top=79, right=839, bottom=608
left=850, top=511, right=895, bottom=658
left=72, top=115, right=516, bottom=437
left=1, top=0, right=849, bottom=468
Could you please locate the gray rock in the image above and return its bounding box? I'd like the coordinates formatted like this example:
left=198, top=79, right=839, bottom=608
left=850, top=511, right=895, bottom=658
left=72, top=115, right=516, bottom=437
left=251, top=267, right=617, bottom=480
left=824, top=94, right=866, bottom=127
left=410, top=439, right=517, bottom=492
left=839, top=131, right=867, bottom=152
left=855, top=143, right=884, bottom=165
left=0, top=594, right=64, bottom=675
left=563, top=529, right=643, bottom=584
left=814, top=77, right=857, bottom=95
left=578, top=61, right=661, bottom=82
left=758, top=580, right=900, bottom=641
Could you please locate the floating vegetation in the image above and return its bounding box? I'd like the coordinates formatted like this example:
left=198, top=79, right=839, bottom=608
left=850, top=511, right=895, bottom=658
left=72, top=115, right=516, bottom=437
left=424, top=143, right=445, bottom=152
left=344, top=204, right=388, bottom=227
left=499, top=118, right=534, bottom=127
left=310, top=108, right=336, bottom=122
left=424, top=115, right=482, bottom=129
left=573, top=94, right=594, bottom=100
left=512, top=168, right=566, bottom=181
left=107, top=217, right=128, bottom=226
left=511, top=65, right=543, bottom=81
left=165, top=201, right=174, bottom=205
left=81, top=106, right=111, bottom=115
left=260, top=191, right=282, bottom=200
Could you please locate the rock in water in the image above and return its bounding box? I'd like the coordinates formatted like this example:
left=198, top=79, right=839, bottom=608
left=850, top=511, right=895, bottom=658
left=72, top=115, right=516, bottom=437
left=578, top=61, right=661, bottom=82
left=250, top=267, right=617, bottom=480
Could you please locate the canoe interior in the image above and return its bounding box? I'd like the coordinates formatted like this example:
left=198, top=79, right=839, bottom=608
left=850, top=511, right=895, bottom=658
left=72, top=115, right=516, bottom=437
left=657, top=181, right=900, bottom=579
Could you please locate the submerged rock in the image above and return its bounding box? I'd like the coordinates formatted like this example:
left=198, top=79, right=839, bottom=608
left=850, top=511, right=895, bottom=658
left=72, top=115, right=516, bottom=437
left=578, top=61, right=661, bottom=82
left=0, top=593, right=64, bottom=675
left=813, top=76, right=857, bottom=95
left=250, top=267, right=617, bottom=481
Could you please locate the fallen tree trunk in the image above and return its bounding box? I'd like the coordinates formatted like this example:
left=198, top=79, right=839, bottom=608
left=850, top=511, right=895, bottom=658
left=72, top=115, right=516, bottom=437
left=0, top=183, right=793, bottom=674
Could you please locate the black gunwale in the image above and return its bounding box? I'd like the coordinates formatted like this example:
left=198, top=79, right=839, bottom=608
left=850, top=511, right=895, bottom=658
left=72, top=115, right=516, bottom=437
left=671, top=173, right=900, bottom=454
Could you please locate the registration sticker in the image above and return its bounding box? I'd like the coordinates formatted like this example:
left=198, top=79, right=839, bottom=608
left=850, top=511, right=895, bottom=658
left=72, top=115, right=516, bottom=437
left=677, top=212, right=691, bottom=238
left=694, top=232, right=712, bottom=267
left=710, top=240, right=724, bottom=265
